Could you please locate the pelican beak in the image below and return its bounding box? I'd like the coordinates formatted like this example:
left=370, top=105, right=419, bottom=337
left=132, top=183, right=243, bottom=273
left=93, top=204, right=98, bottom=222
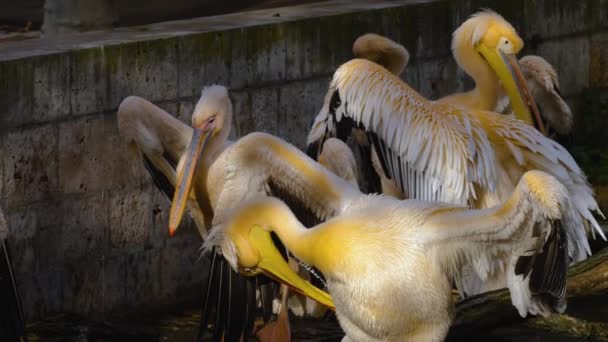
left=168, top=120, right=214, bottom=236
left=476, top=44, right=547, bottom=135
left=245, top=225, right=335, bottom=310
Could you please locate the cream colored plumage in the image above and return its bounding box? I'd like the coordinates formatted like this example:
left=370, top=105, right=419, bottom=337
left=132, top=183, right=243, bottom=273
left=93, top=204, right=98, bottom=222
left=307, top=59, right=603, bottom=293
left=117, top=86, right=365, bottom=340
left=118, top=87, right=299, bottom=341
left=209, top=169, right=586, bottom=341
left=318, top=138, right=359, bottom=187
left=353, top=33, right=409, bottom=76
left=496, top=55, right=573, bottom=134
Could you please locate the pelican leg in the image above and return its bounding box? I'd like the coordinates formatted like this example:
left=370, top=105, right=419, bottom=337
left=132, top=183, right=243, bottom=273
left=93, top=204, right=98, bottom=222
left=256, top=284, right=291, bottom=342
left=0, top=239, right=26, bottom=341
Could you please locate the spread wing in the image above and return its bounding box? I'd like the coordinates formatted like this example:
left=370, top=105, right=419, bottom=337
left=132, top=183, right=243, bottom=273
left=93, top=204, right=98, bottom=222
left=476, top=110, right=605, bottom=240
left=307, top=59, right=496, bottom=205
left=422, top=171, right=589, bottom=317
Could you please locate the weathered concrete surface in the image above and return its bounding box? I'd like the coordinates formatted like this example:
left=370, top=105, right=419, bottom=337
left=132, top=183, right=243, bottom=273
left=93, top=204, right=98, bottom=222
left=0, top=0, right=606, bottom=322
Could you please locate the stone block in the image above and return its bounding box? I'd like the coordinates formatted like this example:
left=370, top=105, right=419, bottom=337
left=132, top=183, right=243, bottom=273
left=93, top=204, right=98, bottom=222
left=414, top=1, right=453, bottom=60
left=101, top=255, right=127, bottom=313
left=109, top=186, right=153, bottom=252
left=402, top=62, right=420, bottom=92
left=285, top=19, right=321, bottom=81
left=177, top=32, right=231, bottom=98
left=0, top=136, right=4, bottom=199
left=70, top=47, right=109, bottom=116
left=0, top=59, right=34, bottom=129
left=106, top=40, right=178, bottom=110
left=227, top=24, right=288, bottom=89
left=231, top=90, right=253, bottom=137
left=250, top=87, right=279, bottom=135
left=124, top=249, right=162, bottom=307
left=61, top=193, right=109, bottom=261
left=536, top=37, right=589, bottom=97
left=229, top=28, right=249, bottom=89
left=33, top=53, right=71, bottom=123
left=380, top=7, right=419, bottom=64
left=158, top=241, right=204, bottom=303
left=58, top=114, right=145, bottom=194
left=63, top=256, right=107, bottom=315
left=3, top=125, right=58, bottom=208
left=416, top=57, right=461, bottom=100
left=5, top=200, right=63, bottom=274
left=590, top=32, right=608, bottom=88
left=523, top=0, right=595, bottom=40
left=177, top=100, right=195, bottom=124
left=17, top=271, right=63, bottom=321
left=278, top=79, right=329, bottom=149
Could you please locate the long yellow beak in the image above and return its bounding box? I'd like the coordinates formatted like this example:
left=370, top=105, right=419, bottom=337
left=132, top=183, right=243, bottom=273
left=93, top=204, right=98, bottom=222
left=248, top=225, right=335, bottom=310
left=476, top=44, right=547, bottom=135
left=169, top=127, right=212, bottom=236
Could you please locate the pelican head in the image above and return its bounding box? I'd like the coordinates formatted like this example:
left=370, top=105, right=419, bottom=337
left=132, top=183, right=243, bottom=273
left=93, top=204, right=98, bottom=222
left=453, top=10, right=545, bottom=133
left=352, top=33, right=410, bottom=75
left=168, top=85, right=233, bottom=236
left=206, top=198, right=335, bottom=309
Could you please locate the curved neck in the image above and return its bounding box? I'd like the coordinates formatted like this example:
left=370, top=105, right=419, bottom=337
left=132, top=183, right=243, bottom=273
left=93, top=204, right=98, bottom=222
left=452, top=42, right=500, bottom=110
left=259, top=201, right=317, bottom=266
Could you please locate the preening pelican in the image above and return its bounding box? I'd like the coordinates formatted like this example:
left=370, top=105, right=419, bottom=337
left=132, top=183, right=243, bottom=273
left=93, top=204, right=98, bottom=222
left=208, top=170, right=588, bottom=341
left=306, top=58, right=604, bottom=294
left=0, top=208, right=26, bottom=341
left=353, top=33, right=409, bottom=76
left=118, top=86, right=361, bottom=341
left=496, top=55, right=573, bottom=135
left=436, top=10, right=546, bottom=134
left=118, top=89, right=284, bottom=341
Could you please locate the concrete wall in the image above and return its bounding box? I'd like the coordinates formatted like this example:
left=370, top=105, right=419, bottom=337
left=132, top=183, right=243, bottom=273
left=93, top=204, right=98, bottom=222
left=0, top=0, right=606, bottom=321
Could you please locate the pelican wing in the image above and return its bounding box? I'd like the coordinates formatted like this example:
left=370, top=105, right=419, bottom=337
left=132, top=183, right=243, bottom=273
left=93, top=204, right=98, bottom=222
left=477, top=110, right=604, bottom=240
left=422, top=171, right=589, bottom=317
left=214, top=132, right=362, bottom=226
left=308, top=59, right=496, bottom=205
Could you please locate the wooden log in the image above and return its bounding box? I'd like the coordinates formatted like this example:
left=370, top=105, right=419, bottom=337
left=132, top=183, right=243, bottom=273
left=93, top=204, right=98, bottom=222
left=449, top=247, right=608, bottom=338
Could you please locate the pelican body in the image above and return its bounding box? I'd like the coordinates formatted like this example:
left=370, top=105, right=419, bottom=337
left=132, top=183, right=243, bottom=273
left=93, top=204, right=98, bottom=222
left=210, top=163, right=586, bottom=341
left=118, top=86, right=360, bottom=340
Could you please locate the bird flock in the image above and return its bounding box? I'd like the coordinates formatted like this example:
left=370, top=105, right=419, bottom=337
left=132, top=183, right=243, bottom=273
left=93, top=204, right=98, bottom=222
left=117, top=10, right=603, bottom=342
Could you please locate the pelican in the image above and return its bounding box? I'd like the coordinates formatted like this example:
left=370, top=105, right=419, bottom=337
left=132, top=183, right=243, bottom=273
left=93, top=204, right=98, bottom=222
left=496, top=55, right=573, bottom=135
left=0, top=207, right=26, bottom=341
left=338, top=33, right=411, bottom=196
left=435, top=10, right=546, bottom=134
left=118, top=89, right=279, bottom=341
left=306, top=58, right=604, bottom=294
left=353, top=33, right=409, bottom=76
left=117, top=86, right=359, bottom=341
left=208, top=169, right=587, bottom=341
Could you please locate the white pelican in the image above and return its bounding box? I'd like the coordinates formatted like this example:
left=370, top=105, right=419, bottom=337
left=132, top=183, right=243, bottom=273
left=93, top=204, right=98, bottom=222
left=118, top=86, right=358, bottom=341
left=496, top=55, right=573, bottom=135
left=208, top=170, right=587, bottom=341
left=118, top=89, right=282, bottom=341
left=353, top=33, right=409, bottom=76
left=0, top=207, right=26, bottom=340
left=306, top=58, right=604, bottom=294
left=435, top=10, right=546, bottom=134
